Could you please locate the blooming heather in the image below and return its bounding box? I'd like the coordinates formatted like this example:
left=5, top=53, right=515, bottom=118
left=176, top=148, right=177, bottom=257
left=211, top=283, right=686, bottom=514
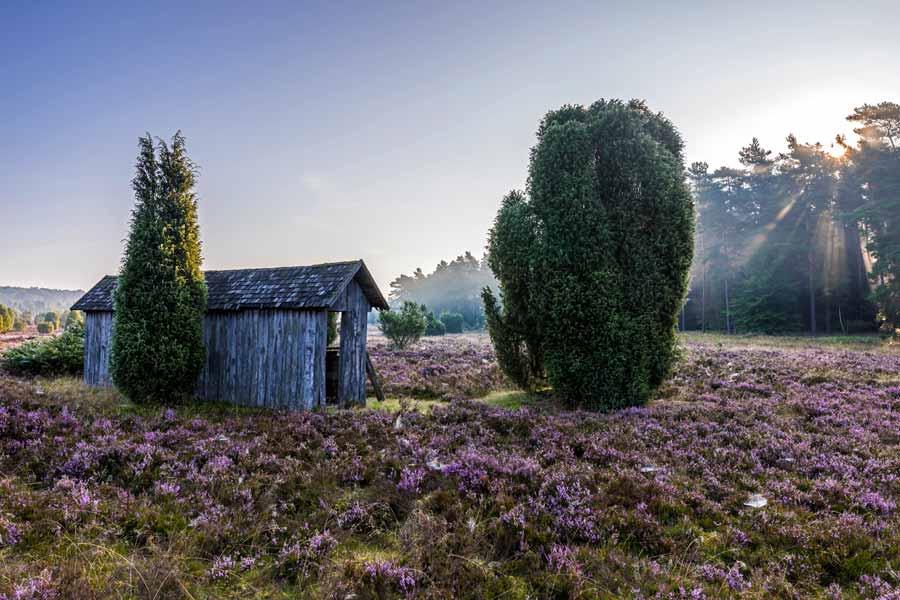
left=0, top=336, right=897, bottom=597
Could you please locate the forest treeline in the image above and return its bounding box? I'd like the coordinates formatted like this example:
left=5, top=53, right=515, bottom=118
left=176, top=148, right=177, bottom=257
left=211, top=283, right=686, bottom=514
left=390, top=101, right=899, bottom=338
left=0, top=286, right=84, bottom=318
left=684, top=102, right=899, bottom=334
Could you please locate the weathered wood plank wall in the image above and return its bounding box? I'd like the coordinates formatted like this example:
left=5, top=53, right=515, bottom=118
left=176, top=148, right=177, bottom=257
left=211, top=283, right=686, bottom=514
left=338, top=280, right=370, bottom=406
left=84, top=311, right=114, bottom=386
left=196, top=309, right=327, bottom=409
left=85, top=309, right=328, bottom=409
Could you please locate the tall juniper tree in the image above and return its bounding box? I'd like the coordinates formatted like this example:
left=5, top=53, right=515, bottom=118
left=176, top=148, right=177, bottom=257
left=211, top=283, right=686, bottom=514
left=485, top=99, right=694, bottom=409
left=110, top=132, right=207, bottom=402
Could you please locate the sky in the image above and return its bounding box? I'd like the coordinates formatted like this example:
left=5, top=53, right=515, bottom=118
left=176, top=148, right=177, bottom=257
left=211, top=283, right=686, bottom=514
left=2, top=0, right=898, bottom=292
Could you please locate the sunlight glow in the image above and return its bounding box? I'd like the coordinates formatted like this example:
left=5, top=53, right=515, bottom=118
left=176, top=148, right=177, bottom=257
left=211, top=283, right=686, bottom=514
left=739, top=194, right=799, bottom=263
left=825, top=143, right=847, bottom=159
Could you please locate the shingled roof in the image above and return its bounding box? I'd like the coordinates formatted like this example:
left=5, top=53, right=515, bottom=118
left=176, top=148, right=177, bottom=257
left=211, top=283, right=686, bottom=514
left=71, top=260, right=389, bottom=312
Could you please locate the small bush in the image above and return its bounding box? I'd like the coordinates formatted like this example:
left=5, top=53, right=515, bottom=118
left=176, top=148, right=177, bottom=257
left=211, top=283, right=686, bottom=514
left=65, top=310, right=85, bottom=330
left=38, top=311, right=61, bottom=329
left=423, top=307, right=446, bottom=336
left=439, top=312, right=464, bottom=334
left=2, top=321, right=84, bottom=376
left=0, top=305, right=14, bottom=332
left=36, top=322, right=55, bottom=334
left=379, top=302, right=427, bottom=349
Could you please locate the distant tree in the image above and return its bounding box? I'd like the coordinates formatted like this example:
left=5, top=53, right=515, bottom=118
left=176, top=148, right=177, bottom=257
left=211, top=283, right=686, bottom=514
left=486, top=99, right=694, bottom=409
left=37, top=311, right=60, bottom=329
left=64, top=310, right=84, bottom=330
left=36, top=322, right=54, bottom=334
left=379, top=301, right=427, bottom=349
left=439, top=311, right=464, bottom=334
left=422, top=306, right=446, bottom=336
left=842, top=102, right=900, bottom=329
left=0, top=304, right=15, bottom=333
left=110, top=132, right=207, bottom=402
left=389, top=252, right=497, bottom=329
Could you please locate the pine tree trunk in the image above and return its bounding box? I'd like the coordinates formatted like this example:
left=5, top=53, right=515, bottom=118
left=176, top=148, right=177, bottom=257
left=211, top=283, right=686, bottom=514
left=724, top=275, right=731, bottom=335
left=808, top=245, right=817, bottom=336
left=847, top=222, right=866, bottom=321
left=700, top=229, right=707, bottom=332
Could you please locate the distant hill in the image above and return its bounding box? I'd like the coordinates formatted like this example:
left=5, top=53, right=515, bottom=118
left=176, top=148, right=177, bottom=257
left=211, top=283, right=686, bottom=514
left=0, top=286, right=85, bottom=315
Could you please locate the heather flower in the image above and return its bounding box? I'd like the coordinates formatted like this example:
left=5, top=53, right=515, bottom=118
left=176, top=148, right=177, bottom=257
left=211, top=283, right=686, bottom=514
left=337, top=502, right=371, bottom=530
left=858, top=574, right=900, bottom=598
left=724, top=564, right=748, bottom=591
left=208, top=555, right=235, bottom=580
left=362, top=560, right=417, bottom=597
left=204, top=455, right=233, bottom=474
left=546, top=544, right=581, bottom=575
left=2, top=571, right=58, bottom=600
left=398, top=467, right=426, bottom=494
left=322, top=436, right=338, bottom=457
left=859, top=491, right=896, bottom=515
left=155, top=481, right=181, bottom=497
left=53, top=477, right=97, bottom=512
left=697, top=563, right=727, bottom=583
left=307, top=530, right=337, bottom=557
left=0, top=517, right=21, bottom=547
left=278, top=530, right=337, bottom=578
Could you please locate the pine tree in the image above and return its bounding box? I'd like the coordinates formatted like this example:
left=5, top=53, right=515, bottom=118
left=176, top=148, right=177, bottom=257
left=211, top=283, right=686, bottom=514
left=110, top=132, right=207, bottom=402
left=843, top=102, right=900, bottom=329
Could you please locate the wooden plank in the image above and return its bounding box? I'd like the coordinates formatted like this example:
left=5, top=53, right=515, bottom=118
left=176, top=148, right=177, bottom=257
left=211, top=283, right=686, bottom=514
left=366, top=352, right=385, bottom=403
left=237, top=311, right=246, bottom=404
left=287, top=311, right=298, bottom=408
left=273, top=310, right=284, bottom=407
left=338, top=281, right=370, bottom=406
left=315, top=311, right=327, bottom=408
left=300, top=311, right=315, bottom=410
left=246, top=311, right=256, bottom=406
left=229, top=312, right=236, bottom=404
left=263, top=309, right=272, bottom=408
left=254, top=311, right=266, bottom=406
left=214, top=314, right=223, bottom=402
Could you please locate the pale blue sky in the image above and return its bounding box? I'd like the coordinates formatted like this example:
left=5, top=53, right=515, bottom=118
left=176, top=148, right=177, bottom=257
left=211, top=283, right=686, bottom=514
left=2, top=0, right=898, bottom=291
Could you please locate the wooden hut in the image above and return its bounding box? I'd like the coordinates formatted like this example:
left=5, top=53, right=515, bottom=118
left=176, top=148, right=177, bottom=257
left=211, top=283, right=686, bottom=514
left=71, top=260, right=389, bottom=410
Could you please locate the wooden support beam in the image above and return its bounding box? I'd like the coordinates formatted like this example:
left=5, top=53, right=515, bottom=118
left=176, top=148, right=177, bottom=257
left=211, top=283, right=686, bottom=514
left=365, top=352, right=385, bottom=404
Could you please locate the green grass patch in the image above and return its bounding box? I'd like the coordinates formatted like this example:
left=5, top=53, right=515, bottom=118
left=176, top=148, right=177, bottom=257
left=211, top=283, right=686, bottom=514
left=681, top=331, right=896, bottom=352
left=364, top=397, right=444, bottom=413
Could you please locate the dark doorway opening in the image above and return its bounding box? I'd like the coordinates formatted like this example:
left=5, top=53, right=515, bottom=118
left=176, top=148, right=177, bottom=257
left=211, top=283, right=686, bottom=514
left=325, top=311, right=343, bottom=404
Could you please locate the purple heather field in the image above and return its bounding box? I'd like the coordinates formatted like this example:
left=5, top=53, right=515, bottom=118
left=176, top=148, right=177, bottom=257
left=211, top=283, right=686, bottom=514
left=0, top=333, right=898, bottom=598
